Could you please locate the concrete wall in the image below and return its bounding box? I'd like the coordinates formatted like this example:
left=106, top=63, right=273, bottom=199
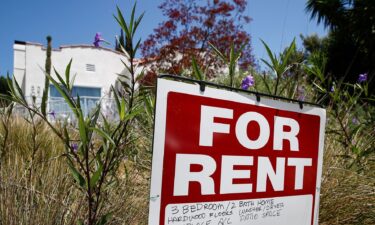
left=13, top=42, right=26, bottom=91
left=13, top=41, right=130, bottom=100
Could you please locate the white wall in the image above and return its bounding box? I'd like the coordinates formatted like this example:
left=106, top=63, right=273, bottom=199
left=13, top=42, right=131, bottom=100
left=13, top=43, right=26, bottom=91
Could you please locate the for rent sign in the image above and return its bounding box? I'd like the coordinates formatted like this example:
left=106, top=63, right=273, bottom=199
left=149, top=78, right=326, bottom=225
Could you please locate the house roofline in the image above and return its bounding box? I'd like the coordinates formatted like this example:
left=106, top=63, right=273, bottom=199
left=14, top=40, right=27, bottom=45
left=14, top=40, right=126, bottom=56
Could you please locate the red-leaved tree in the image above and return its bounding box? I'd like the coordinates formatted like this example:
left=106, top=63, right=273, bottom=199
left=141, top=0, right=255, bottom=84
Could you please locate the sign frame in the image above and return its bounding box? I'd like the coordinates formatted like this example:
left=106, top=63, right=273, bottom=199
left=148, top=75, right=326, bottom=225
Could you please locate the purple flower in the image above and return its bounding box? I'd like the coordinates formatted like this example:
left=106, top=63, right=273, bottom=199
left=297, top=86, right=305, bottom=101
left=330, top=86, right=335, bottom=92
left=48, top=110, right=56, bottom=119
left=241, top=74, right=255, bottom=90
left=93, top=32, right=103, bottom=47
left=352, top=117, right=360, bottom=125
left=71, top=143, right=78, bottom=152
left=358, top=73, right=367, bottom=83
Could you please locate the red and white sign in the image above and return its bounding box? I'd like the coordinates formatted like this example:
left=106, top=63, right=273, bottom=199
left=149, top=78, right=326, bottom=225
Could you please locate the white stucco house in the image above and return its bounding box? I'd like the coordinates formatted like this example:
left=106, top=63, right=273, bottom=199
left=13, top=40, right=135, bottom=118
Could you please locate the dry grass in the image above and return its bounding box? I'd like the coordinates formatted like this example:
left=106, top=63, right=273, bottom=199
left=319, top=128, right=375, bottom=224
left=0, top=116, right=78, bottom=225
left=0, top=113, right=374, bottom=224
left=0, top=116, right=151, bottom=225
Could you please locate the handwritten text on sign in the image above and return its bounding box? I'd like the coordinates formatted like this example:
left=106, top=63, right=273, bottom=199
left=166, top=195, right=312, bottom=225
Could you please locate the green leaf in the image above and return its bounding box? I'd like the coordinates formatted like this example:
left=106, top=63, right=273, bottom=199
left=115, top=36, right=130, bottom=58
left=259, top=73, right=272, bottom=94
left=116, top=72, right=130, bottom=80
left=120, top=59, right=132, bottom=75
left=120, top=98, right=127, bottom=121
left=260, top=39, right=278, bottom=68
left=65, top=59, right=73, bottom=90
left=76, top=96, right=87, bottom=149
left=0, top=94, right=15, bottom=103
left=63, top=125, right=70, bottom=149
left=76, top=95, right=82, bottom=109
left=2, top=102, right=14, bottom=116
left=6, top=76, right=15, bottom=94
left=115, top=6, right=130, bottom=39
left=69, top=73, right=77, bottom=91
left=237, top=43, right=247, bottom=59
left=95, top=151, right=104, bottom=168
left=191, top=57, right=204, bottom=81
left=278, top=74, right=296, bottom=96
left=129, top=2, right=137, bottom=35
left=135, top=69, right=146, bottom=82
left=90, top=127, right=116, bottom=146
left=101, top=112, right=111, bottom=131
left=89, top=104, right=101, bottom=128
left=281, top=38, right=296, bottom=69
left=78, top=113, right=88, bottom=148
left=304, top=64, right=324, bottom=82
left=208, top=42, right=226, bottom=62
left=111, top=86, right=121, bottom=115
left=120, top=81, right=132, bottom=93
left=133, top=38, right=142, bottom=57
left=96, top=213, right=112, bottom=225
left=133, top=12, right=145, bottom=36
left=144, top=94, right=155, bottom=119
left=313, top=82, right=326, bottom=93
left=260, top=59, right=276, bottom=75
left=12, top=75, right=26, bottom=103
left=46, top=72, right=78, bottom=116
left=54, top=68, right=68, bottom=90
left=67, top=160, right=86, bottom=188
left=229, top=43, right=236, bottom=86
left=229, top=43, right=235, bottom=63
left=124, top=106, right=142, bottom=121
left=90, top=162, right=103, bottom=188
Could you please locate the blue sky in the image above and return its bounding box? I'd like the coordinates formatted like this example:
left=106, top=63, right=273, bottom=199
left=0, top=0, right=326, bottom=75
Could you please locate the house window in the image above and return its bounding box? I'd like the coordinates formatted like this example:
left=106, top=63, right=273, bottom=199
left=50, top=85, right=101, bottom=98
left=86, top=64, right=96, bottom=72
left=49, top=85, right=102, bottom=116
